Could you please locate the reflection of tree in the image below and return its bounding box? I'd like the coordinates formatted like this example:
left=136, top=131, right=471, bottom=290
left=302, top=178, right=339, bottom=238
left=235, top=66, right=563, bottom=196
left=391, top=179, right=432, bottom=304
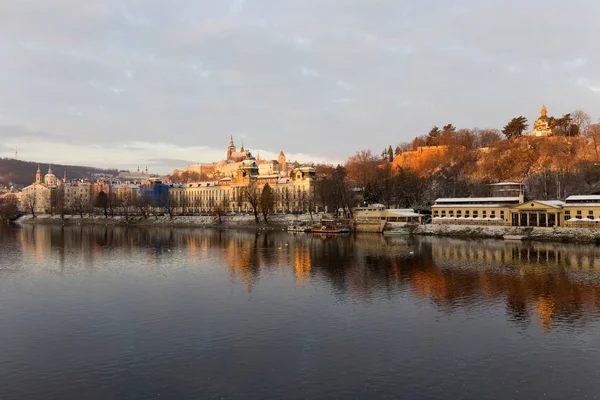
left=12, top=226, right=600, bottom=333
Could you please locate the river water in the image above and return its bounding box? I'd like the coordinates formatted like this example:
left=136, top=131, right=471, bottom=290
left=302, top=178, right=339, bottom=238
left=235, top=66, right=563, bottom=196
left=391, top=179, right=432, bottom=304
left=1, top=225, right=600, bottom=399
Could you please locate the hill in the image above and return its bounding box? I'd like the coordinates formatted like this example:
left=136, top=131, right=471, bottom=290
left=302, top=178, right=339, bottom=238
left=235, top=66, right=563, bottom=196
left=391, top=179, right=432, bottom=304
left=0, top=158, right=118, bottom=187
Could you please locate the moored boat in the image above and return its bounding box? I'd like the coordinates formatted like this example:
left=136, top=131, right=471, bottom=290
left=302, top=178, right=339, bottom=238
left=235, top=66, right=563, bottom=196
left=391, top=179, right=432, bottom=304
left=287, top=226, right=312, bottom=233
left=312, top=219, right=350, bottom=234
left=383, top=230, right=410, bottom=237
left=503, top=235, right=525, bottom=240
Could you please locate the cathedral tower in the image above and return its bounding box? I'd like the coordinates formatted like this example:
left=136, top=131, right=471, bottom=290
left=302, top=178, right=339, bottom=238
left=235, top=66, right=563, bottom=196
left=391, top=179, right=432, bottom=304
left=227, top=136, right=236, bottom=161
left=35, top=165, right=41, bottom=184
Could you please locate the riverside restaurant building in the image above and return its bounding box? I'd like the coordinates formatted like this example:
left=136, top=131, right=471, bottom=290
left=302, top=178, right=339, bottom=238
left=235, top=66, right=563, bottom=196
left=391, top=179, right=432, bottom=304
left=432, top=194, right=600, bottom=229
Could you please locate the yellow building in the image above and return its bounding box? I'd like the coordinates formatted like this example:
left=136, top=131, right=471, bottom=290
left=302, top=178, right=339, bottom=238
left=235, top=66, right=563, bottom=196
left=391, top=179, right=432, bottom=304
left=169, top=162, right=316, bottom=214
left=353, top=204, right=423, bottom=223
left=20, top=166, right=57, bottom=214
left=562, top=195, right=600, bottom=227
left=431, top=195, right=600, bottom=228
left=509, top=200, right=564, bottom=227
left=432, top=197, right=519, bottom=225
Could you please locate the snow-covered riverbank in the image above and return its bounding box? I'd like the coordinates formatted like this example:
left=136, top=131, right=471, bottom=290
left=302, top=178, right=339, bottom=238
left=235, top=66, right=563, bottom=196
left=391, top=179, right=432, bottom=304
left=15, top=213, right=317, bottom=229
left=414, top=224, right=600, bottom=243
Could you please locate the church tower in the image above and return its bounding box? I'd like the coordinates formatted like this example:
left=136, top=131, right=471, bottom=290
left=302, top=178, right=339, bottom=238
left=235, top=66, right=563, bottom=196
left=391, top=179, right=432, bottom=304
left=35, top=165, right=41, bottom=184
left=278, top=151, right=287, bottom=171
left=227, top=136, right=236, bottom=161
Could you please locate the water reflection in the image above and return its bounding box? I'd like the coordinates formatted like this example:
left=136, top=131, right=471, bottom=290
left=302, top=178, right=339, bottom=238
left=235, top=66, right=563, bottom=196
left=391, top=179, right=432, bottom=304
left=6, top=225, right=600, bottom=333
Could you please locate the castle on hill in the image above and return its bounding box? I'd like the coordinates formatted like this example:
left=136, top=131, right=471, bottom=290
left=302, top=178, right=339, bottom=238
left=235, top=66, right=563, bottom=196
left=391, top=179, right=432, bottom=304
left=173, top=137, right=291, bottom=181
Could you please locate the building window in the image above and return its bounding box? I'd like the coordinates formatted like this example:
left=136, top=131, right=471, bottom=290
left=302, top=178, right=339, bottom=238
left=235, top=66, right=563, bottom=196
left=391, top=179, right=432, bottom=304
left=441, top=211, right=446, bottom=217
left=482, top=210, right=487, bottom=218
left=589, top=210, right=594, bottom=217
left=457, top=210, right=461, bottom=217
left=473, top=210, right=478, bottom=217
left=500, top=211, right=504, bottom=219
left=434, top=210, right=438, bottom=217
left=465, top=210, right=470, bottom=217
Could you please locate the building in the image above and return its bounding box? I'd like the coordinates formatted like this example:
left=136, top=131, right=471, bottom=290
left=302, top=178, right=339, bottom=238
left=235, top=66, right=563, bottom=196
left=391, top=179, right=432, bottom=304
left=432, top=195, right=573, bottom=228
left=353, top=204, right=423, bottom=224
left=432, top=197, right=519, bottom=225
left=526, top=105, right=553, bottom=137
left=226, top=136, right=252, bottom=162
left=20, top=166, right=56, bottom=214
left=176, top=138, right=290, bottom=181
left=489, top=182, right=524, bottom=197
left=139, top=177, right=170, bottom=206
left=62, top=181, right=92, bottom=211
left=562, top=195, right=600, bottom=227
left=169, top=163, right=317, bottom=214
left=509, top=200, right=564, bottom=227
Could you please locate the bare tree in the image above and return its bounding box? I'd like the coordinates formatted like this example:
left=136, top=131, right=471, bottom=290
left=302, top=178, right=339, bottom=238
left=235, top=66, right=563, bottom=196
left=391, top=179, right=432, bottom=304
left=260, top=184, right=275, bottom=223
left=212, top=192, right=229, bottom=224
left=0, top=195, right=19, bottom=223
left=161, top=192, right=178, bottom=219
left=22, top=191, right=37, bottom=218
left=69, top=194, right=88, bottom=218
left=138, top=193, right=152, bottom=219
left=107, top=192, right=119, bottom=217
left=571, top=110, right=591, bottom=136
left=245, top=185, right=261, bottom=223
left=95, top=190, right=109, bottom=218
left=55, top=186, right=66, bottom=220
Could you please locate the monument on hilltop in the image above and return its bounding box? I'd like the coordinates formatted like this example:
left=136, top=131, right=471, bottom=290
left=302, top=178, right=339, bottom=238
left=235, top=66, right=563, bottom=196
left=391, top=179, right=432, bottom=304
left=527, top=105, right=553, bottom=137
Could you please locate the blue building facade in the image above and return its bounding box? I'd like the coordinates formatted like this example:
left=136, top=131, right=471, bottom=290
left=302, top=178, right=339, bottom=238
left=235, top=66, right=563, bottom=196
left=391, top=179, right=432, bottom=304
left=139, top=178, right=170, bottom=206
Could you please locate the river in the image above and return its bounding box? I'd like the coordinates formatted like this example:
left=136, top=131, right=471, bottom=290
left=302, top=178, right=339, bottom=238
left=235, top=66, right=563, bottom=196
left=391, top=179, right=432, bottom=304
left=1, top=225, right=600, bottom=399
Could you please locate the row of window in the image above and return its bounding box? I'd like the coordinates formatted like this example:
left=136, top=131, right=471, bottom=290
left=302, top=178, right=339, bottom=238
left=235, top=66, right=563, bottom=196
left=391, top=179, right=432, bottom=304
left=434, top=210, right=505, bottom=218
left=564, top=210, right=597, bottom=221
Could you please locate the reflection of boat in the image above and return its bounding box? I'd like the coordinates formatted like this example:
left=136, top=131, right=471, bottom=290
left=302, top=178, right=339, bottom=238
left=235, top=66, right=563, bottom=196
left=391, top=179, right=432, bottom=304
left=312, top=219, right=350, bottom=234
left=504, top=235, right=525, bottom=240
left=383, top=230, right=410, bottom=237
left=288, top=226, right=312, bottom=233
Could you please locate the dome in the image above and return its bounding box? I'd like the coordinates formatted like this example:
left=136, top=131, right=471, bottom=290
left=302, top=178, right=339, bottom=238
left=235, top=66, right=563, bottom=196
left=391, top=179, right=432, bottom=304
left=44, top=166, right=58, bottom=186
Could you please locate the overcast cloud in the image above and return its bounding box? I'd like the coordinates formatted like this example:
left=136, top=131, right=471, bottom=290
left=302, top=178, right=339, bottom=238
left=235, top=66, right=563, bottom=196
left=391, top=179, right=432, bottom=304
left=0, top=0, right=599, bottom=173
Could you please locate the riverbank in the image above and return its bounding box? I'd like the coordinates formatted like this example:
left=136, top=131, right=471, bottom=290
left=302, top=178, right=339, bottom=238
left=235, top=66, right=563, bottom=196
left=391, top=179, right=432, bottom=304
left=15, top=213, right=317, bottom=229
left=413, top=224, right=600, bottom=243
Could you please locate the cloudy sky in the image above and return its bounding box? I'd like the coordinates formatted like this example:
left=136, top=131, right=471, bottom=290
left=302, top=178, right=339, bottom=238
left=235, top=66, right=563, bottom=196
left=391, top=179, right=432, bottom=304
left=1, top=0, right=599, bottom=173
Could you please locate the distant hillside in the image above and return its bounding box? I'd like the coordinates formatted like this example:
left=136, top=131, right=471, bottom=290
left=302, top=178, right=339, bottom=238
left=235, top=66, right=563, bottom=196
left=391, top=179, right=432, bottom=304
left=0, top=158, right=118, bottom=187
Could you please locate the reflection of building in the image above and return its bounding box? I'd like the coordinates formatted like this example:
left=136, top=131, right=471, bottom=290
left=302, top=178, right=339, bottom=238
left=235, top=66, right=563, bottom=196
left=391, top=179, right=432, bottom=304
left=426, top=236, right=600, bottom=332
left=293, top=247, right=311, bottom=284
left=526, top=105, right=553, bottom=137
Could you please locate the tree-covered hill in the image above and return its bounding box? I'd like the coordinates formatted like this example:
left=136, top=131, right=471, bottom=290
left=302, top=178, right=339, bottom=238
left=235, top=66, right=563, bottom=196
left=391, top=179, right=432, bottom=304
left=0, top=158, right=117, bottom=187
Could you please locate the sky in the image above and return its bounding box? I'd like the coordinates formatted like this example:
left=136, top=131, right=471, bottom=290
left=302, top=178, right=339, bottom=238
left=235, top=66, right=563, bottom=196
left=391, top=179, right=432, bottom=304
left=0, top=0, right=599, bottom=174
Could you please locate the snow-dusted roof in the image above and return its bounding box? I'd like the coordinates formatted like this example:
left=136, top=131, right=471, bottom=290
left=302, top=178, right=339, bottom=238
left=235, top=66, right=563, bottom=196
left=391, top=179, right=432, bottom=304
left=387, top=209, right=423, bottom=217
left=435, top=197, right=519, bottom=204
left=563, top=203, right=600, bottom=207
left=432, top=204, right=513, bottom=208
left=488, top=182, right=523, bottom=186
left=535, top=200, right=565, bottom=208
left=566, top=195, right=600, bottom=201
left=433, top=217, right=503, bottom=221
